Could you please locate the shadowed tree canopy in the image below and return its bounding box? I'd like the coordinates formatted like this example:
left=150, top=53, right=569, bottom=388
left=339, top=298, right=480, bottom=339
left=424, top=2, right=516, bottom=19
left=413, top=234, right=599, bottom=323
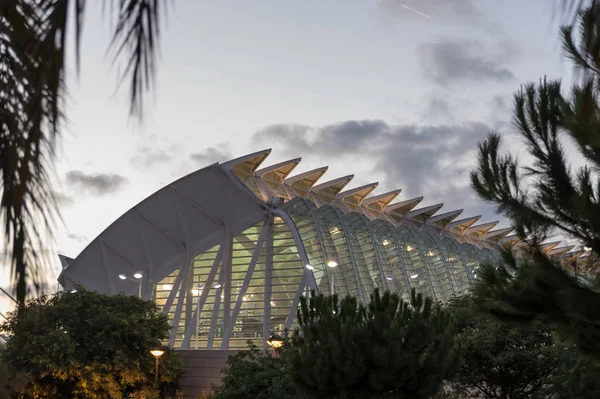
left=285, top=289, right=458, bottom=399
left=0, top=288, right=184, bottom=398
left=470, top=3, right=600, bottom=357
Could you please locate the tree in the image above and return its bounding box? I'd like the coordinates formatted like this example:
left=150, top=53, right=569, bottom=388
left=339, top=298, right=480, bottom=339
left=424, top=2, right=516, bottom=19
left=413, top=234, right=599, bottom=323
left=0, top=288, right=184, bottom=398
left=1, top=0, right=170, bottom=305
left=469, top=3, right=600, bottom=357
left=445, top=295, right=566, bottom=398
left=213, top=341, right=295, bottom=399
left=285, top=289, right=458, bottom=399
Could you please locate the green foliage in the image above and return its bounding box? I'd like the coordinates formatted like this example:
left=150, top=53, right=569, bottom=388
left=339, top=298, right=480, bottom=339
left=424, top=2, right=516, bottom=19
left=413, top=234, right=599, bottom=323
left=446, top=295, right=565, bottom=398
left=469, top=1, right=600, bottom=362
left=0, top=288, right=184, bottom=398
left=285, top=289, right=458, bottom=399
left=213, top=341, right=295, bottom=399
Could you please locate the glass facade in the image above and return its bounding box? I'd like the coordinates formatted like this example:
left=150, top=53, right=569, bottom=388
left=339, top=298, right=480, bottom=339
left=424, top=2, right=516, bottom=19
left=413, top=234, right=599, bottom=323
left=153, top=194, right=497, bottom=350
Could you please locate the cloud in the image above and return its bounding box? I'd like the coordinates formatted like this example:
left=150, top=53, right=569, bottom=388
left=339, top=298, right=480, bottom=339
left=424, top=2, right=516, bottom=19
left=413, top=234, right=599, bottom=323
left=67, top=233, right=88, bottom=244
left=130, top=146, right=173, bottom=168
left=66, top=171, right=128, bottom=196
left=190, top=145, right=233, bottom=166
left=53, top=191, right=75, bottom=207
left=253, top=119, right=502, bottom=221
left=418, top=38, right=516, bottom=87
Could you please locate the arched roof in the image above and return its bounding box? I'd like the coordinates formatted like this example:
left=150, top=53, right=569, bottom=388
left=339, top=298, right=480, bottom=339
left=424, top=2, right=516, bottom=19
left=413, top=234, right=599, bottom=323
left=59, top=162, right=267, bottom=297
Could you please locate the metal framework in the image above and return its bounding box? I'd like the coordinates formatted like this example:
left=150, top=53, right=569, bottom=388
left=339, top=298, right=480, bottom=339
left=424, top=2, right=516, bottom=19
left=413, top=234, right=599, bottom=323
left=58, top=149, right=581, bottom=350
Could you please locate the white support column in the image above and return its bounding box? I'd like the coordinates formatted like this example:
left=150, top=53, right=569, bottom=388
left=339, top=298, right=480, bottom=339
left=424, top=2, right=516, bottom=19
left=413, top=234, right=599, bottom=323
left=168, top=246, right=193, bottom=347
left=285, top=271, right=309, bottom=330
left=207, top=286, right=223, bottom=348
left=222, top=224, right=233, bottom=346
left=220, top=220, right=269, bottom=349
left=263, top=217, right=274, bottom=348
left=180, top=242, right=226, bottom=349
left=162, top=268, right=184, bottom=316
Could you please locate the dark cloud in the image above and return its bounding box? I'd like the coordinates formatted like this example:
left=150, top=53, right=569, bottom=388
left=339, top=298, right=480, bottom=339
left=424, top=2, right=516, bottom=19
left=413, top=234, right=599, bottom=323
left=418, top=38, right=516, bottom=87
left=130, top=146, right=173, bottom=168
left=53, top=191, right=75, bottom=207
left=66, top=171, right=128, bottom=196
left=67, top=233, right=88, bottom=244
left=190, top=145, right=233, bottom=166
left=254, top=119, right=502, bottom=221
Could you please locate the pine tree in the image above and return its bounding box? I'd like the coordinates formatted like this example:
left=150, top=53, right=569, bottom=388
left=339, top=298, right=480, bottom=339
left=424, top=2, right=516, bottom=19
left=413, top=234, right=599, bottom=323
left=470, top=4, right=600, bottom=356
left=284, top=289, right=458, bottom=399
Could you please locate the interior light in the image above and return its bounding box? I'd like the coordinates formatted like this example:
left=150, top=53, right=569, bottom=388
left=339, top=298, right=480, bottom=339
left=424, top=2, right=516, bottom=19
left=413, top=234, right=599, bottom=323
left=305, top=264, right=315, bottom=270
left=386, top=276, right=393, bottom=281
left=71, top=289, right=77, bottom=293
left=213, top=283, right=222, bottom=289
left=584, top=245, right=592, bottom=252
left=406, top=245, right=414, bottom=251
left=327, top=260, right=338, bottom=268
left=133, top=272, right=143, bottom=279
left=118, top=274, right=127, bottom=280
left=270, top=301, right=276, bottom=307
left=243, top=296, right=248, bottom=301
left=410, top=274, right=419, bottom=279
left=383, top=239, right=390, bottom=246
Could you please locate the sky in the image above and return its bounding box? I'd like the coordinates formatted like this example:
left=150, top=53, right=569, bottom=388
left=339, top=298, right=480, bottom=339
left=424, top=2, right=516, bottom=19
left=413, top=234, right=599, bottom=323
left=0, top=0, right=578, bottom=314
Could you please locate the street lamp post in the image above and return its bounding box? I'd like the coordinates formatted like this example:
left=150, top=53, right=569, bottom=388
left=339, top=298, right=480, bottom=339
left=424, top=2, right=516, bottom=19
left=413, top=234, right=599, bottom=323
left=266, top=334, right=284, bottom=358
left=327, top=260, right=338, bottom=295
left=118, top=272, right=143, bottom=298
left=150, top=348, right=165, bottom=390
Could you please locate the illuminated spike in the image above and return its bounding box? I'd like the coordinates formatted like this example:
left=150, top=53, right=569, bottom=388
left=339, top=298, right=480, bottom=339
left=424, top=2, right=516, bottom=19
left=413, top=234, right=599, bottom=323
left=337, top=183, right=379, bottom=208
left=548, top=245, right=575, bottom=257
left=406, top=203, right=444, bottom=225
left=362, top=189, right=402, bottom=213
left=311, top=175, right=354, bottom=204
left=499, top=234, right=521, bottom=246
left=445, top=215, right=481, bottom=234
left=465, top=221, right=499, bottom=238
left=483, top=227, right=513, bottom=241
left=426, top=209, right=463, bottom=230
left=540, top=241, right=561, bottom=253
left=221, top=149, right=271, bottom=174
left=255, top=158, right=301, bottom=183
left=284, top=166, right=328, bottom=196
left=384, top=197, right=423, bottom=223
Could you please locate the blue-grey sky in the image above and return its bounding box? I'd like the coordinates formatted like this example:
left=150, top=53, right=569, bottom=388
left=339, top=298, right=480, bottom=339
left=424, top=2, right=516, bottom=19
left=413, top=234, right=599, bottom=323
left=0, top=0, right=576, bottom=313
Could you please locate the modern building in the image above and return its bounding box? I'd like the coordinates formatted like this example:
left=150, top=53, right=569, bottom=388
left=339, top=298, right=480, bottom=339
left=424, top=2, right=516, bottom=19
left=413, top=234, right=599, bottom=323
left=58, top=149, right=576, bottom=353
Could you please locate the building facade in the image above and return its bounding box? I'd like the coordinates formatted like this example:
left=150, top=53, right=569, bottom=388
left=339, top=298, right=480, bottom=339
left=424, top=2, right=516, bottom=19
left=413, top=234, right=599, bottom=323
left=58, top=149, right=574, bottom=351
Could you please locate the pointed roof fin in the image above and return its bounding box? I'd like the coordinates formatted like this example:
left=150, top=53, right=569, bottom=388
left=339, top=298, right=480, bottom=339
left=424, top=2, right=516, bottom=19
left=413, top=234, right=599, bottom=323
left=465, top=221, right=499, bottom=238
left=446, top=215, right=481, bottom=234
left=426, top=209, right=463, bottom=229
left=362, top=189, right=402, bottom=213
left=385, top=197, right=423, bottom=222
left=337, top=183, right=378, bottom=207
left=255, top=158, right=301, bottom=183
left=284, top=166, right=328, bottom=194
left=221, top=149, right=271, bottom=175
left=311, top=175, right=354, bottom=198
left=406, top=203, right=444, bottom=225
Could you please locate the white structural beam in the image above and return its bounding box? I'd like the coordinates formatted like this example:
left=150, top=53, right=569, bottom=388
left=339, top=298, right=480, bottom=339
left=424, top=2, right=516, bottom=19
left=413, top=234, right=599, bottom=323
left=255, top=158, right=302, bottom=182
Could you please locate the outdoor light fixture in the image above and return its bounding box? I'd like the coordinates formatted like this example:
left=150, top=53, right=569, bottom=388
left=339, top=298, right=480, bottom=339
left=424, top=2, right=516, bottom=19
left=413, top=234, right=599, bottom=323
left=117, top=273, right=143, bottom=298
left=584, top=245, right=592, bottom=252
left=150, top=348, right=165, bottom=389
left=266, top=334, right=284, bottom=357
left=383, top=239, right=390, bottom=246
left=191, top=286, right=203, bottom=296
left=327, top=260, right=338, bottom=268
left=410, top=274, right=419, bottom=279
left=386, top=276, right=393, bottom=281
left=305, top=264, right=315, bottom=270
left=71, top=290, right=77, bottom=293
left=213, top=283, right=222, bottom=289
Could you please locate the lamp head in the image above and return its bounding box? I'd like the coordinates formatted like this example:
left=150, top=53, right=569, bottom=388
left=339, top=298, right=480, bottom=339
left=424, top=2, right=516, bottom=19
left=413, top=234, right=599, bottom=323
left=150, top=348, right=165, bottom=358
left=266, top=334, right=284, bottom=349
